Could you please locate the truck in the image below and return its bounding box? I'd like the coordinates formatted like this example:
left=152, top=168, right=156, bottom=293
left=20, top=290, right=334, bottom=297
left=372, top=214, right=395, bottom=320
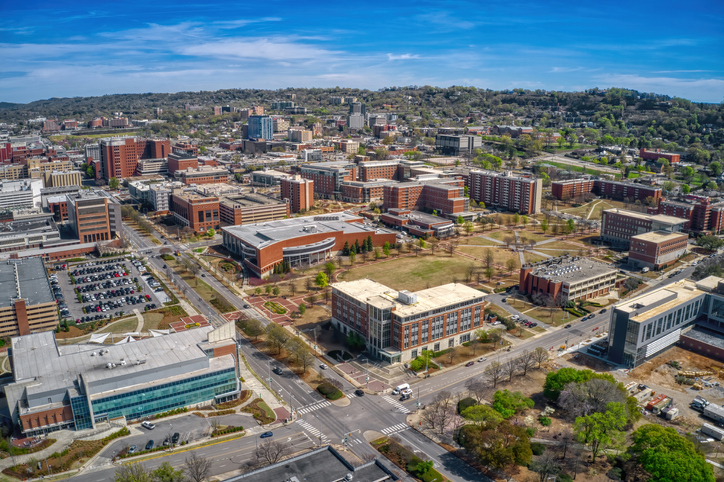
left=703, top=404, right=724, bottom=423
left=691, top=396, right=710, bottom=411
left=652, top=397, right=673, bottom=415
left=646, top=394, right=667, bottom=411
left=624, top=382, right=638, bottom=393
left=701, top=423, right=724, bottom=441
left=642, top=267, right=649, bottom=273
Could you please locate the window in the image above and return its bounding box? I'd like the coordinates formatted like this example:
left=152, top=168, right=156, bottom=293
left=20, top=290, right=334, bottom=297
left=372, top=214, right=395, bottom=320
left=411, top=349, right=418, bottom=359
left=448, top=338, right=454, bottom=348
left=434, top=342, right=440, bottom=352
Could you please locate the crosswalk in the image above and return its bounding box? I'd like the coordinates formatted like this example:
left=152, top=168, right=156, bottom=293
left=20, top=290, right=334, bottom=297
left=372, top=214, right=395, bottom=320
left=382, top=395, right=411, bottom=414
left=346, top=392, right=356, bottom=399
left=297, top=419, right=329, bottom=442
left=346, top=437, right=366, bottom=445
left=296, top=400, right=331, bottom=414
left=381, top=423, right=409, bottom=435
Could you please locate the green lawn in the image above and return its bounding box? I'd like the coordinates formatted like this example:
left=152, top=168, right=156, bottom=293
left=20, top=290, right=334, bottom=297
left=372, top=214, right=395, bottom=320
left=523, top=252, right=547, bottom=264
left=50, top=131, right=138, bottom=141
left=459, top=236, right=500, bottom=246
left=456, top=246, right=520, bottom=269
left=96, top=316, right=138, bottom=335
left=538, top=160, right=622, bottom=180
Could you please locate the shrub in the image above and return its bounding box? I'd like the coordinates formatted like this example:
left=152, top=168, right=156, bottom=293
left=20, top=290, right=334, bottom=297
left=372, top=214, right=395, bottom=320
left=211, top=425, right=244, bottom=437
left=102, top=427, right=130, bottom=444
left=160, top=254, right=175, bottom=261
left=538, top=416, right=552, bottom=426
left=457, top=397, right=478, bottom=414
left=317, top=381, right=343, bottom=400
left=153, top=407, right=188, bottom=419
left=530, top=442, right=546, bottom=455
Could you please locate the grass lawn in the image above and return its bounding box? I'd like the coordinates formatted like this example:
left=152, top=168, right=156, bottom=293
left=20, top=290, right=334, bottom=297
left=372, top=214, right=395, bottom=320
left=143, top=305, right=188, bottom=331
left=532, top=240, right=583, bottom=250
left=342, top=254, right=481, bottom=291
left=168, top=259, right=236, bottom=313
left=50, top=131, right=138, bottom=141
left=487, top=231, right=516, bottom=242
left=294, top=305, right=331, bottom=329
left=538, top=160, right=622, bottom=180
left=487, top=303, right=513, bottom=318
left=524, top=307, right=571, bottom=326
left=559, top=200, right=616, bottom=219
left=459, top=236, right=500, bottom=246
left=516, top=231, right=550, bottom=243
left=523, top=252, right=547, bottom=264
left=96, top=317, right=138, bottom=335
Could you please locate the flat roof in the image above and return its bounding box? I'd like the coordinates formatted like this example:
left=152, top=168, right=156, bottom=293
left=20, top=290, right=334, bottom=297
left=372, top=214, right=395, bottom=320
left=223, top=446, right=397, bottom=482
left=631, top=230, right=688, bottom=243
left=223, top=213, right=390, bottom=249
left=220, top=193, right=284, bottom=207
left=10, top=324, right=232, bottom=395
left=615, top=280, right=704, bottom=322
left=333, top=279, right=484, bottom=318
left=603, top=208, right=688, bottom=225
left=682, top=325, right=724, bottom=351
left=526, top=255, right=616, bottom=284
left=0, top=257, right=54, bottom=308
left=696, top=276, right=723, bottom=292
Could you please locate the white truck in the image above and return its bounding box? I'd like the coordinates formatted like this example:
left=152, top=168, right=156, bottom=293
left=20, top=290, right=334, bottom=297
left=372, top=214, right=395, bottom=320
left=641, top=267, right=649, bottom=273
left=702, top=423, right=724, bottom=441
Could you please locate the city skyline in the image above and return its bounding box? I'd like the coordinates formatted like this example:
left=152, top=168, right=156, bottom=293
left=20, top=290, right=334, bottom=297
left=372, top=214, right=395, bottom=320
left=1, top=0, right=723, bottom=104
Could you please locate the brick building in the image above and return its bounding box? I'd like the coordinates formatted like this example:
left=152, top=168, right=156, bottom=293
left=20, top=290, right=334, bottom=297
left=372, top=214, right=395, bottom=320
left=300, top=161, right=358, bottom=199
left=218, top=193, right=289, bottom=226
left=331, top=279, right=485, bottom=364
left=222, top=213, right=396, bottom=279
left=176, top=167, right=230, bottom=185
left=281, top=175, right=314, bottom=213
left=468, top=170, right=542, bottom=214
left=288, top=129, right=313, bottom=143
left=640, top=148, right=680, bottom=163
left=172, top=143, right=199, bottom=156
left=550, top=178, right=662, bottom=204
left=600, top=209, right=689, bottom=248
left=551, top=178, right=596, bottom=200
left=167, top=152, right=199, bottom=175
left=66, top=190, right=122, bottom=243
left=628, top=231, right=688, bottom=270
left=170, top=190, right=220, bottom=233
left=99, top=138, right=170, bottom=179
left=0, top=258, right=58, bottom=338
left=653, top=196, right=716, bottom=232
left=519, top=255, right=617, bottom=303
left=380, top=209, right=456, bottom=238
left=383, top=179, right=468, bottom=216
left=340, top=180, right=395, bottom=203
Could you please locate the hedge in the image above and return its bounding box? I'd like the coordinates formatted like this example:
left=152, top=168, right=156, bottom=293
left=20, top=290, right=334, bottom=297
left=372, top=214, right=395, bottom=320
left=153, top=407, right=188, bottom=419
left=457, top=397, right=478, bottom=414
left=317, top=382, right=343, bottom=400
left=211, top=425, right=244, bottom=437
left=102, top=427, right=130, bottom=444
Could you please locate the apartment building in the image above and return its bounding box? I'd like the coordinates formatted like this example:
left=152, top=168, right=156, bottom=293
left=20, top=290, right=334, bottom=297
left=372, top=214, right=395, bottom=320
left=281, top=175, right=314, bottom=213
left=628, top=231, right=688, bottom=270
left=340, top=180, right=396, bottom=203
left=435, top=135, right=482, bottom=155
left=600, top=209, right=688, bottom=248
left=383, top=179, right=469, bottom=216
left=218, top=193, right=289, bottom=226
left=0, top=258, right=58, bottom=338
left=99, top=137, right=170, bottom=179
left=331, top=279, right=486, bottom=364
left=468, top=170, right=542, bottom=214
left=149, top=183, right=173, bottom=214
left=551, top=178, right=596, bottom=200
left=66, top=190, right=122, bottom=243
left=337, top=140, right=359, bottom=154
left=248, top=115, right=273, bottom=140
left=519, top=255, right=617, bottom=303
left=170, top=190, right=220, bottom=233
left=176, top=167, right=230, bottom=185
left=288, top=129, right=313, bottom=143
left=550, top=178, right=662, bottom=204
left=300, top=161, right=358, bottom=199
left=651, top=196, right=718, bottom=232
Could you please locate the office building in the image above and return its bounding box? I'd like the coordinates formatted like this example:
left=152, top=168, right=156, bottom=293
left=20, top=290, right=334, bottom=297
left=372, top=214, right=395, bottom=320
left=332, top=279, right=485, bottom=364
left=519, top=255, right=617, bottom=303
left=250, top=170, right=290, bottom=187
left=4, top=321, right=239, bottom=435
left=600, top=209, right=688, bottom=248
left=468, top=170, right=542, bottom=214
left=42, top=170, right=82, bottom=189
left=218, top=193, right=289, bottom=226
left=380, top=209, right=456, bottom=238
left=347, top=114, right=365, bottom=130
left=628, top=231, right=688, bottom=270
left=135, top=158, right=168, bottom=176
left=640, top=148, right=680, bottom=163
left=170, top=190, right=219, bottom=233
left=0, top=218, right=61, bottom=253
left=288, top=129, right=313, bottom=143
left=435, top=135, right=481, bottom=155
left=300, top=161, right=358, bottom=199
left=272, top=117, right=290, bottom=133
left=66, top=190, right=122, bottom=243
left=302, top=149, right=323, bottom=163
left=340, top=179, right=395, bottom=203
left=349, top=102, right=365, bottom=114
left=222, top=213, right=396, bottom=278
left=247, top=115, right=273, bottom=140
left=176, top=167, right=230, bottom=185
left=99, top=138, right=170, bottom=179
left=167, top=152, right=198, bottom=175
left=281, top=175, right=314, bottom=213
left=0, top=257, right=58, bottom=339
left=0, top=179, right=42, bottom=211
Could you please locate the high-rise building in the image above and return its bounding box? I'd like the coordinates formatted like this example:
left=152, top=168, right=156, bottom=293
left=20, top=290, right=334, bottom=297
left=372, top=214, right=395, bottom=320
left=600, top=209, right=688, bottom=248
left=281, top=175, right=314, bottom=213
left=247, top=115, right=273, bottom=140
left=347, top=114, right=365, bottom=130
left=349, top=102, right=365, bottom=115
left=99, top=138, right=170, bottom=179
left=435, top=135, right=481, bottom=155
left=66, top=190, right=122, bottom=243
left=468, top=170, right=542, bottom=214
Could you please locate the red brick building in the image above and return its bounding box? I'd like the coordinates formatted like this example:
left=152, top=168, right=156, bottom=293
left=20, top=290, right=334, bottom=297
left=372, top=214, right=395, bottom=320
left=551, top=178, right=596, bottom=200
left=281, top=175, right=314, bottom=213
left=383, top=179, right=468, bottom=216
left=653, top=196, right=715, bottom=232
left=628, top=231, right=688, bottom=270
left=596, top=179, right=662, bottom=203
left=167, top=152, right=199, bottom=175
left=300, top=162, right=358, bottom=199
left=100, top=137, right=170, bottom=179
left=519, top=255, right=617, bottom=303
left=600, top=209, right=689, bottom=248
left=172, top=143, right=199, bottom=156
left=468, top=170, right=542, bottom=214
left=640, top=148, right=680, bottom=163
left=340, top=180, right=394, bottom=203
left=170, top=190, right=220, bottom=233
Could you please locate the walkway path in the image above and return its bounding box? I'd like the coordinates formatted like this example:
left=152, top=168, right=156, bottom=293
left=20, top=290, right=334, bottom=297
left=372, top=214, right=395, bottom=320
left=478, top=235, right=505, bottom=245
left=133, top=309, right=144, bottom=333
left=514, top=232, right=525, bottom=265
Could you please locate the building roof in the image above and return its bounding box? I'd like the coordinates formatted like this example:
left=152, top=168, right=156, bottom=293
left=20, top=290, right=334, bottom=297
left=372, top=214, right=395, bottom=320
left=332, top=279, right=484, bottom=319
left=603, top=208, right=688, bottom=226
left=222, top=446, right=397, bottom=482
left=696, top=276, right=723, bottom=293
left=631, top=230, right=688, bottom=243
left=223, top=213, right=391, bottom=249
left=10, top=324, right=232, bottom=395
left=615, top=280, right=704, bottom=322
left=220, top=193, right=284, bottom=208
left=469, top=169, right=539, bottom=183
left=525, top=255, right=616, bottom=285
left=0, top=257, right=54, bottom=308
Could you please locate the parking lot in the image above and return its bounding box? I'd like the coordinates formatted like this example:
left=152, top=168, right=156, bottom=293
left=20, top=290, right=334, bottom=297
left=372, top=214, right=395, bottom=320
left=52, top=258, right=165, bottom=327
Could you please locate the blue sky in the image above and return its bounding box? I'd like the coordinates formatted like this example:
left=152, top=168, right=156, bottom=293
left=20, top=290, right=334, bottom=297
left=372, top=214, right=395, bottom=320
left=1, top=0, right=723, bottom=104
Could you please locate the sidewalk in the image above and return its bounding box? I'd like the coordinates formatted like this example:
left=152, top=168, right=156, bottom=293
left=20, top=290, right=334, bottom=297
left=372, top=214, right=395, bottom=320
left=238, top=350, right=286, bottom=421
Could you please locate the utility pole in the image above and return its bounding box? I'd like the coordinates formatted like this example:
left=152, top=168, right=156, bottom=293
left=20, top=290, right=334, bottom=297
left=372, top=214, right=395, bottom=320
left=366, top=358, right=369, bottom=388
left=416, top=386, right=420, bottom=412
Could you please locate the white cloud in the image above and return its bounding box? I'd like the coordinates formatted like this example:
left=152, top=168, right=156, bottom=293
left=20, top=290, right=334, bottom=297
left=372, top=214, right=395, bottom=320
left=597, top=74, right=724, bottom=103
left=180, top=38, right=339, bottom=61
left=387, top=53, right=420, bottom=61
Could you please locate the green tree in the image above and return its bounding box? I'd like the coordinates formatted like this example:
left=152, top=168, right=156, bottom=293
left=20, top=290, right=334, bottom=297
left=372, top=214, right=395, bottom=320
left=382, top=241, right=390, bottom=257
left=461, top=404, right=504, bottom=429
left=697, top=235, right=724, bottom=251
left=464, top=222, right=474, bottom=235
left=343, top=241, right=350, bottom=256
left=324, top=261, right=335, bottom=278
left=272, top=286, right=280, bottom=296
left=709, top=161, right=722, bottom=177
left=109, top=177, right=120, bottom=190
left=513, top=213, right=520, bottom=225
left=566, top=218, right=576, bottom=235
left=265, top=323, right=289, bottom=355
left=682, top=166, right=695, bottom=179
left=630, top=424, right=714, bottom=482
left=540, top=219, right=548, bottom=234
left=492, top=390, right=534, bottom=418
left=298, top=303, right=306, bottom=315
left=315, top=272, right=329, bottom=290
left=574, top=402, right=627, bottom=462
left=346, top=331, right=366, bottom=350
left=349, top=251, right=356, bottom=265
left=682, top=184, right=691, bottom=194
left=457, top=215, right=465, bottom=225
left=206, top=228, right=215, bottom=237
left=543, top=367, right=611, bottom=401
left=521, top=215, right=528, bottom=227
left=114, top=464, right=153, bottom=482
left=152, top=462, right=185, bottom=482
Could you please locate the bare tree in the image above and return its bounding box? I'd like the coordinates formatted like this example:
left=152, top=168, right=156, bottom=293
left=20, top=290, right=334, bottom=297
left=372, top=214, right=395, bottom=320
left=184, top=453, right=212, bottom=482
left=558, top=378, right=627, bottom=419
left=420, top=391, right=455, bottom=436
left=559, top=429, right=575, bottom=460
left=484, top=361, right=504, bottom=388
left=504, top=358, right=518, bottom=382
left=254, top=439, right=291, bottom=466
left=533, top=346, right=549, bottom=369
left=483, top=248, right=494, bottom=269
left=208, top=417, right=220, bottom=434
left=517, top=350, right=535, bottom=376
left=464, top=377, right=490, bottom=403
left=529, top=452, right=562, bottom=482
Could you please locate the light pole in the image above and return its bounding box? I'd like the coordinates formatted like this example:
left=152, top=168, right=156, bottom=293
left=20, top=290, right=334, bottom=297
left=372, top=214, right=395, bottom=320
left=365, top=358, right=369, bottom=388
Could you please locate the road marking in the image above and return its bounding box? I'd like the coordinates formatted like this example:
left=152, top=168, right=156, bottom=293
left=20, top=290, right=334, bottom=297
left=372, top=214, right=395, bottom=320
left=381, top=423, right=409, bottom=435
left=297, top=400, right=331, bottom=414
left=296, top=419, right=329, bottom=442
left=382, top=395, right=411, bottom=413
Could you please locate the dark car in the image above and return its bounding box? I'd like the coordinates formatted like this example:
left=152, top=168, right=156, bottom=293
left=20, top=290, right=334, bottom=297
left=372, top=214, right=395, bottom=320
left=260, top=432, right=273, bottom=439
left=272, top=366, right=283, bottom=375
left=600, top=308, right=607, bottom=314
left=501, top=298, right=507, bottom=303
left=589, top=313, right=595, bottom=318
left=465, top=361, right=475, bottom=367
left=355, top=389, right=365, bottom=396
left=565, top=324, right=572, bottom=328
left=145, top=440, right=154, bottom=450
left=172, top=432, right=180, bottom=444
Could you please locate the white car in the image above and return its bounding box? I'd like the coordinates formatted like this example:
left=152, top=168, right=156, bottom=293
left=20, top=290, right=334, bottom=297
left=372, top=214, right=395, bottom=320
left=319, top=363, right=328, bottom=370
left=510, top=315, right=520, bottom=321
left=141, top=421, right=155, bottom=430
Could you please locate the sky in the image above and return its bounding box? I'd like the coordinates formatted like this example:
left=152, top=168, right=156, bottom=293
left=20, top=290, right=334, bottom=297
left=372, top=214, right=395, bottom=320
left=1, top=0, right=723, bottom=104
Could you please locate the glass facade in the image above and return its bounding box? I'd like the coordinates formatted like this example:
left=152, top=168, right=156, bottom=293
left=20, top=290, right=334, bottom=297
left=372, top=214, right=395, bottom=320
left=71, top=395, right=93, bottom=430
left=91, top=368, right=237, bottom=421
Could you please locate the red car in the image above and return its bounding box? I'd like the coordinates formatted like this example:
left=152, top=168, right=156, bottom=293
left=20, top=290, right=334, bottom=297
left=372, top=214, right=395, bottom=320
left=465, top=361, right=475, bottom=367
left=145, top=294, right=151, bottom=300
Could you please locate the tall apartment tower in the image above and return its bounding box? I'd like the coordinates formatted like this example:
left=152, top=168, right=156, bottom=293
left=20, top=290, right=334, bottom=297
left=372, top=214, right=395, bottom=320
left=468, top=170, right=542, bottom=215
left=247, top=115, right=274, bottom=140
left=281, top=175, right=314, bottom=213
left=349, top=102, right=366, bottom=115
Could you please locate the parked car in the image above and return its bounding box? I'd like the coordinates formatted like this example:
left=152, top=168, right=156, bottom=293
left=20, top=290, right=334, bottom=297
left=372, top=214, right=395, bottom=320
left=141, top=421, right=155, bottom=430
left=128, top=445, right=137, bottom=454
left=172, top=432, right=180, bottom=444
left=145, top=440, right=154, bottom=450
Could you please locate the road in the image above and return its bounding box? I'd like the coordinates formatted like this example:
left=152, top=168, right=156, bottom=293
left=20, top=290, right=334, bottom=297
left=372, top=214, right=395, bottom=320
left=536, top=153, right=621, bottom=175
